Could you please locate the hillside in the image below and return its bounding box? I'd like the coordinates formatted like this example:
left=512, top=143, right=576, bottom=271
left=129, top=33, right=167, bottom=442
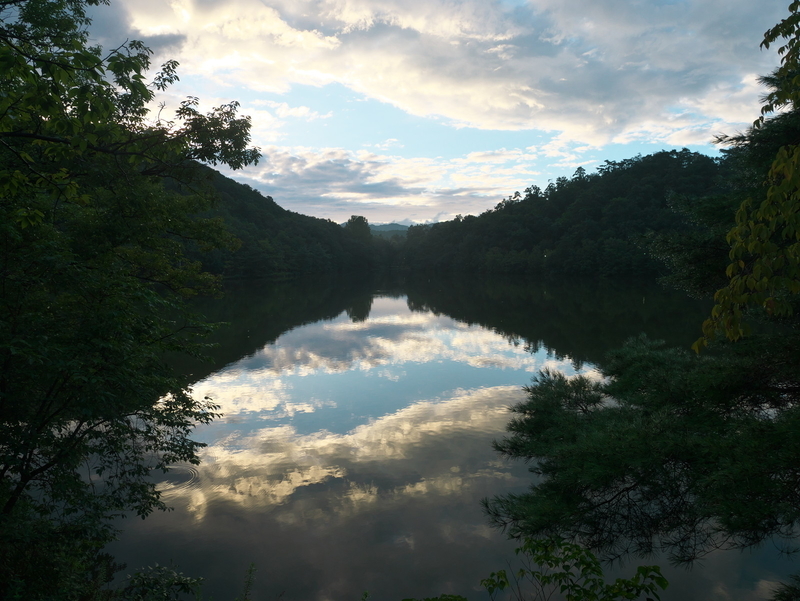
left=195, top=171, right=387, bottom=278
left=191, top=149, right=733, bottom=281
left=400, top=149, right=724, bottom=278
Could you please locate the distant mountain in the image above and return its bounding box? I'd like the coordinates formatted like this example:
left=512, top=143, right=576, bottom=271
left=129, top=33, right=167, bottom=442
left=369, top=223, right=408, bottom=240
left=370, top=223, right=409, bottom=232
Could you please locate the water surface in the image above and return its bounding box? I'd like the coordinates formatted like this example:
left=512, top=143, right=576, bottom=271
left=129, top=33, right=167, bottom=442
left=110, top=276, right=796, bottom=600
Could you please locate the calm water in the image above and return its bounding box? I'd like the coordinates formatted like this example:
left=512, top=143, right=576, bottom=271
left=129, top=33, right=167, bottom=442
left=109, top=275, right=796, bottom=600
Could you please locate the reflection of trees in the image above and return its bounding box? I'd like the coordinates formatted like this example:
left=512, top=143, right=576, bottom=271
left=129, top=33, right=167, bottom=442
left=346, top=295, right=374, bottom=322
left=174, top=274, right=383, bottom=380
left=404, top=275, right=709, bottom=368
left=484, top=336, right=800, bottom=565
left=181, top=274, right=708, bottom=385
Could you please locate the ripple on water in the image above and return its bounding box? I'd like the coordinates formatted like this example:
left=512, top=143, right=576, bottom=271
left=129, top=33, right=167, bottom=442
left=157, top=465, right=201, bottom=497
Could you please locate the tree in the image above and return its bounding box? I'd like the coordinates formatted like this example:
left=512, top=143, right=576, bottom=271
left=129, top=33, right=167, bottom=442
left=398, top=150, right=719, bottom=278
left=345, top=214, right=372, bottom=243
left=0, top=1, right=259, bottom=596
left=699, top=1, right=800, bottom=347
left=481, top=538, right=667, bottom=601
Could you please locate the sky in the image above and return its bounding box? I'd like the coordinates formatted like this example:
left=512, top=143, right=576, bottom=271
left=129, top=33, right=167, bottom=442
left=87, top=0, right=788, bottom=224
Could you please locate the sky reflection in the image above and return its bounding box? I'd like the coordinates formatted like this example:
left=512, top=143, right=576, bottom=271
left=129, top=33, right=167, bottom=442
left=110, top=291, right=796, bottom=601
left=189, top=297, right=585, bottom=431
left=128, top=294, right=572, bottom=599
left=160, top=385, right=531, bottom=521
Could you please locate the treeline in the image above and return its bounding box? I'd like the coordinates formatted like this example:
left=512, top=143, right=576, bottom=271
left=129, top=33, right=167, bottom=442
left=204, top=148, right=733, bottom=281
left=203, top=149, right=728, bottom=281
left=399, top=149, right=722, bottom=278
left=190, top=137, right=797, bottom=285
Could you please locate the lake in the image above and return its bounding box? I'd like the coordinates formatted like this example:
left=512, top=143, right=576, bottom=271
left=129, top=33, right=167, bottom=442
left=108, top=275, right=797, bottom=600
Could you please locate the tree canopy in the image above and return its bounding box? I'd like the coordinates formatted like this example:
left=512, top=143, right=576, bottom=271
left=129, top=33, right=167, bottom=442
left=194, top=173, right=390, bottom=278
left=699, top=1, right=800, bottom=347
left=400, top=150, right=720, bottom=278
left=0, top=1, right=259, bottom=596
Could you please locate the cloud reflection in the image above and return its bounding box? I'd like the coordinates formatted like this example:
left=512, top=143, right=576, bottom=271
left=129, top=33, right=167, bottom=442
left=161, top=385, right=529, bottom=523
left=157, top=295, right=590, bottom=532
left=122, top=292, right=797, bottom=601
left=191, top=297, right=578, bottom=419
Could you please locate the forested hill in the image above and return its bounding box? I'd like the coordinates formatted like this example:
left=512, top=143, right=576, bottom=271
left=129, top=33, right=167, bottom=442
left=401, top=149, right=722, bottom=278
left=197, top=170, right=394, bottom=278
left=194, top=149, right=724, bottom=281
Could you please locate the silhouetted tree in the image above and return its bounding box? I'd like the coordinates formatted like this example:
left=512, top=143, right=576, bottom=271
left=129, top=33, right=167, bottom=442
left=345, top=215, right=373, bottom=243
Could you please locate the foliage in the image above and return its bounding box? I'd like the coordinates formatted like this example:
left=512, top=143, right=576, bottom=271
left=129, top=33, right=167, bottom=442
left=117, top=565, right=203, bottom=601
left=645, top=108, right=800, bottom=302
left=0, top=1, right=258, bottom=198
left=345, top=214, right=373, bottom=243
left=642, top=192, right=734, bottom=298
left=484, top=334, right=800, bottom=565
left=401, top=150, right=720, bottom=278
left=759, top=0, right=800, bottom=118
left=481, top=538, right=667, bottom=601
left=400, top=538, right=667, bottom=601
left=771, top=574, right=800, bottom=601
left=699, top=142, right=800, bottom=346
left=107, top=562, right=256, bottom=601
left=236, top=563, right=257, bottom=601
left=698, top=2, right=800, bottom=347
left=0, top=0, right=258, bottom=597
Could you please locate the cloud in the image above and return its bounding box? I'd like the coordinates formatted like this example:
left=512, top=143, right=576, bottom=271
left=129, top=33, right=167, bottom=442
left=101, top=0, right=783, bottom=142
left=216, top=144, right=543, bottom=222
left=252, top=100, right=333, bottom=120
left=86, top=0, right=788, bottom=222
left=366, top=138, right=405, bottom=150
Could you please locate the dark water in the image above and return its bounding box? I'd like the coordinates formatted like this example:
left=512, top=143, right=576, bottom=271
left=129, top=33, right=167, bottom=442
left=108, top=275, right=797, bottom=600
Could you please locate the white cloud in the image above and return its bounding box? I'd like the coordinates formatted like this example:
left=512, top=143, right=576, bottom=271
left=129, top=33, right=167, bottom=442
left=252, top=100, right=333, bottom=121
left=106, top=0, right=783, bottom=139
left=218, top=144, right=545, bottom=222
left=366, top=138, right=405, bottom=150
left=89, top=0, right=787, bottom=221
